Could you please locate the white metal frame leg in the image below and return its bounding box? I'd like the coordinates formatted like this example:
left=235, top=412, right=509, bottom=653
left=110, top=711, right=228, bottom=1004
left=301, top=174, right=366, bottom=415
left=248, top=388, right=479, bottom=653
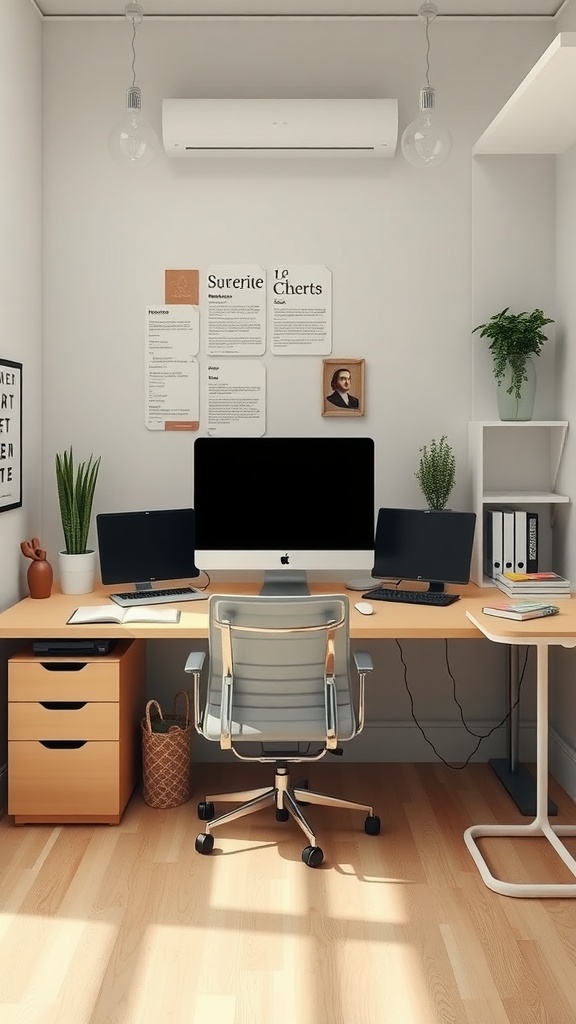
left=464, top=644, right=576, bottom=898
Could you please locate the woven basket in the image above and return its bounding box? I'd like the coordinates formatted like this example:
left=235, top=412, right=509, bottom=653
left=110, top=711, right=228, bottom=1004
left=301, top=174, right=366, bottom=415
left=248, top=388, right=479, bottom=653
left=141, top=690, right=192, bottom=808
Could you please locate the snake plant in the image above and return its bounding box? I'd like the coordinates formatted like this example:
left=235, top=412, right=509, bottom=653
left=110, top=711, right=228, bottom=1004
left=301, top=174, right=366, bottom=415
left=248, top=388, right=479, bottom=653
left=55, top=447, right=101, bottom=554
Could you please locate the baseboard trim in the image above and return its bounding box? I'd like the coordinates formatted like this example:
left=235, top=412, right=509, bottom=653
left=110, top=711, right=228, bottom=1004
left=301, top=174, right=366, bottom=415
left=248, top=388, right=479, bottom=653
left=192, top=719, right=538, bottom=764
left=191, top=722, right=576, bottom=802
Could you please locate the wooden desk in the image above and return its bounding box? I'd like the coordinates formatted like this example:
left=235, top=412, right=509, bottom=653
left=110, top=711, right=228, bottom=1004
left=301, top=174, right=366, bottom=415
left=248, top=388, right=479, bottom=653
left=3, top=581, right=574, bottom=896
left=0, top=581, right=496, bottom=641
left=466, top=606, right=576, bottom=898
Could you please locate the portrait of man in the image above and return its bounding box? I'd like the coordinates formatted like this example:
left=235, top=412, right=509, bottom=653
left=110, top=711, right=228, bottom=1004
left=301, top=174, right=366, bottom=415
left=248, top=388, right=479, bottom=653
left=325, top=367, right=359, bottom=409
left=322, top=359, right=365, bottom=417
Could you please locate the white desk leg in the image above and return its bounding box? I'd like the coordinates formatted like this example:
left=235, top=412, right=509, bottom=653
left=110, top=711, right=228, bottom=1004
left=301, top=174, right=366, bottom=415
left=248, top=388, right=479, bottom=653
left=464, top=644, right=576, bottom=898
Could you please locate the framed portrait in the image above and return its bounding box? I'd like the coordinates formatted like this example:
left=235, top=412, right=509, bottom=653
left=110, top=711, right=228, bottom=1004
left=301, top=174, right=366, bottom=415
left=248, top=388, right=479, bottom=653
left=322, top=358, right=365, bottom=417
left=0, top=358, right=22, bottom=512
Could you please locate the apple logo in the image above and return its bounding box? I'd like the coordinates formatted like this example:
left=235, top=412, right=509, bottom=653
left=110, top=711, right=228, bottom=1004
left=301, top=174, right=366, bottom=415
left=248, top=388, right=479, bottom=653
left=280, top=554, right=289, bottom=565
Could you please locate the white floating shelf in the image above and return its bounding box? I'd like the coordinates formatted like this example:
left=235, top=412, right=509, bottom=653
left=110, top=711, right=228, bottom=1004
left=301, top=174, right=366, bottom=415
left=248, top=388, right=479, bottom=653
left=473, top=33, right=576, bottom=155
left=483, top=491, right=570, bottom=504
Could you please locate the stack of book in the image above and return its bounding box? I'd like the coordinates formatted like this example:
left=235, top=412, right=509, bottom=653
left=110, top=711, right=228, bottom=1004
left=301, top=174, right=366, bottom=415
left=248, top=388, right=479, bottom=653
left=482, top=601, right=560, bottom=621
left=494, top=571, right=572, bottom=600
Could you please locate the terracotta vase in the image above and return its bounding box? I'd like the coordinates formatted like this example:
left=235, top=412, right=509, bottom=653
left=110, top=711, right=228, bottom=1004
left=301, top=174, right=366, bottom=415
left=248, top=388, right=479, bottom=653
left=27, top=558, right=53, bottom=599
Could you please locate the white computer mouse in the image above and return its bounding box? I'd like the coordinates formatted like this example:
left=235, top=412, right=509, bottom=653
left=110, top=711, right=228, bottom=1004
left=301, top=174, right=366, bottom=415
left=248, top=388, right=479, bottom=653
left=355, top=601, right=374, bottom=616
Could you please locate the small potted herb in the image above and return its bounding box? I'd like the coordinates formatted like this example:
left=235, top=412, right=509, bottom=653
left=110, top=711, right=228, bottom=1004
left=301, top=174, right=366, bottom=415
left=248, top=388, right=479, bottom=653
left=416, top=435, right=455, bottom=510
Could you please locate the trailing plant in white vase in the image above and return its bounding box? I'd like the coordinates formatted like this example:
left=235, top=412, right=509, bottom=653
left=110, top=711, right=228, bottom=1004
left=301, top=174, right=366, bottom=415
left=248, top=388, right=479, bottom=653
left=472, top=306, right=554, bottom=420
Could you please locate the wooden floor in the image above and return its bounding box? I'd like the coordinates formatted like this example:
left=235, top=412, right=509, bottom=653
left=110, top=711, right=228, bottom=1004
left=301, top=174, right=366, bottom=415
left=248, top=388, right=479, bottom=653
left=2, top=762, right=576, bottom=1024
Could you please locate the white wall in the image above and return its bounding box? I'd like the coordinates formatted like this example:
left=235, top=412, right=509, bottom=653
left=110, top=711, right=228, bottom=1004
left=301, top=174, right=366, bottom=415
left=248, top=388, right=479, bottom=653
left=0, top=13, right=566, bottom=772
left=36, top=16, right=558, bottom=764
left=41, top=18, right=551, bottom=559
left=0, top=0, right=43, bottom=806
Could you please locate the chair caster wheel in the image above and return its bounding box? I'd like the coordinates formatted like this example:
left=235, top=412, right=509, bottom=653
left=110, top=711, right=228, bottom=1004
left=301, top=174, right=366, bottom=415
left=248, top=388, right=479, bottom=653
left=301, top=845, right=323, bottom=868
left=276, top=808, right=290, bottom=822
left=365, top=814, right=381, bottom=836
left=198, top=801, right=215, bottom=821
left=195, top=833, right=214, bottom=855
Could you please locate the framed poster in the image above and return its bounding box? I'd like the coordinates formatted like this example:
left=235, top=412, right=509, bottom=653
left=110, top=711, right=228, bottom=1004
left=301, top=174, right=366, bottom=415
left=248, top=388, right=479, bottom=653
left=322, top=359, right=365, bottom=417
left=0, top=358, right=22, bottom=511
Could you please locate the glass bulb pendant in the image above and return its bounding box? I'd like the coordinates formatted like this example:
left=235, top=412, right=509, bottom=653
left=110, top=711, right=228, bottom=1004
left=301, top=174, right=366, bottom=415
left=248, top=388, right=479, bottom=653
left=401, top=86, right=451, bottom=168
left=108, top=86, right=159, bottom=167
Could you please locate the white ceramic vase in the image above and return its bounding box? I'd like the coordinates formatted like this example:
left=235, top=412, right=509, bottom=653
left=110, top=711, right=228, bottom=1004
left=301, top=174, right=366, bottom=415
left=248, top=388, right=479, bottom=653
left=58, top=550, right=97, bottom=595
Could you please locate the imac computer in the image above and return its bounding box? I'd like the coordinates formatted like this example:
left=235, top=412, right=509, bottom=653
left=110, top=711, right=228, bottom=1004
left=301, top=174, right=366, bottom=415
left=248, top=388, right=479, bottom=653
left=96, top=508, right=199, bottom=592
left=373, top=507, right=477, bottom=593
left=193, top=436, right=375, bottom=595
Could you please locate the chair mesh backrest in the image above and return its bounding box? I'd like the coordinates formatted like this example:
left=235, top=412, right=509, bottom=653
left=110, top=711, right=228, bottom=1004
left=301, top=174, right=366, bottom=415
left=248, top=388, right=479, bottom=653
left=205, top=594, right=352, bottom=730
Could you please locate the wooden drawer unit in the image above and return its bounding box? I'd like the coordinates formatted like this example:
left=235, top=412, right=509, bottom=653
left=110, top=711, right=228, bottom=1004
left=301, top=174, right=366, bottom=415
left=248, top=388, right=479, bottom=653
left=8, top=639, right=145, bottom=825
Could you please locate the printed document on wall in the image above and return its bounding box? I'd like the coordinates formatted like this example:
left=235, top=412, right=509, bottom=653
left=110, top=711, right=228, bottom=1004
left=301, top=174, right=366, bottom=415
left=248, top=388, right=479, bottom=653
left=271, top=265, right=332, bottom=355
left=206, top=360, right=266, bottom=436
left=206, top=265, right=266, bottom=356
left=145, top=305, right=199, bottom=430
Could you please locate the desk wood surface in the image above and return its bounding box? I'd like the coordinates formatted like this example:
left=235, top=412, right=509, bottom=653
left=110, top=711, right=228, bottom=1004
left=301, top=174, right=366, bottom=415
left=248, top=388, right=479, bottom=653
left=0, top=581, right=536, bottom=641
left=467, top=605, right=576, bottom=646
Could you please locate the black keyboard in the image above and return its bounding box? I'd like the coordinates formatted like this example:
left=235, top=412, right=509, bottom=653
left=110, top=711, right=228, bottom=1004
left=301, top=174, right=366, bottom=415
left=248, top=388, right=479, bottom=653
left=363, top=587, right=460, bottom=607
left=110, top=587, right=206, bottom=607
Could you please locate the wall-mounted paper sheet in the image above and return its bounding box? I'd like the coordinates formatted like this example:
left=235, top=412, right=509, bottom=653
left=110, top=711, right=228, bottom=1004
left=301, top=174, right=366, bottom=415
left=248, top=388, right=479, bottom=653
left=271, top=265, right=332, bottom=355
left=206, top=265, right=266, bottom=356
left=145, top=305, right=200, bottom=430
left=206, top=360, right=266, bottom=436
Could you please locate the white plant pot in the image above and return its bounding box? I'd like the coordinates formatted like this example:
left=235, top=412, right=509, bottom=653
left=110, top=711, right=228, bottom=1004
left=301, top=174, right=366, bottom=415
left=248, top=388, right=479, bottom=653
left=58, top=550, right=96, bottom=595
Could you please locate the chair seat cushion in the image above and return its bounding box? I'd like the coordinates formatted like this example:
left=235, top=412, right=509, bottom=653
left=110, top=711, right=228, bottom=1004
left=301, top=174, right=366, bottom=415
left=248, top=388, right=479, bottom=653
left=202, top=703, right=355, bottom=743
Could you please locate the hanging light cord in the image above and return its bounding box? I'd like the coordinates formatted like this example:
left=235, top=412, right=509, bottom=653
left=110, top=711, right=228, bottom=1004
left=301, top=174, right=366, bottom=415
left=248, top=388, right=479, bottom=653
left=130, top=16, right=137, bottom=87
left=123, top=2, right=143, bottom=88
left=424, top=17, right=431, bottom=87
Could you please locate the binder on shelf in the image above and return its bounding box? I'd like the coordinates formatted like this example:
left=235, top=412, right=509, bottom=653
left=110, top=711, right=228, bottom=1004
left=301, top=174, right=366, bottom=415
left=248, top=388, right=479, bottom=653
left=504, top=504, right=528, bottom=573
left=483, top=506, right=504, bottom=578
left=512, top=507, right=527, bottom=572
left=526, top=511, right=539, bottom=572
left=502, top=508, right=515, bottom=573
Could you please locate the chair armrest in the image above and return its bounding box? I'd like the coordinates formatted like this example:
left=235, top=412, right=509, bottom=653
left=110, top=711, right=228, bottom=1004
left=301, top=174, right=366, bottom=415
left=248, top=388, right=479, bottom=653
left=353, top=651, right=373, bottom=673
left=184, top=652, right=206, bottom=673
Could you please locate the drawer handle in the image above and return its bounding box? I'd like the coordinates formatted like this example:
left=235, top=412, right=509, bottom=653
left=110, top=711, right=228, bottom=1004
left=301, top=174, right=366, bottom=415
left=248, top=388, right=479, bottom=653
left=39, top=740, right=87, bottom=749
left=39, top=662, right=88, bottom=672
left=40, top=701, right=87, bottom=711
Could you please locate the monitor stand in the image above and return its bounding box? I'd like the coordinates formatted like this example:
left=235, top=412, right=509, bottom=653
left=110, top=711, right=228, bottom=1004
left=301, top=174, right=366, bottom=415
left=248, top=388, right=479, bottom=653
left=428, top=581, right=445, bottom=593
left=259, top=570, right=310, bottom=597
left=345, top=577, right=385, bottom=592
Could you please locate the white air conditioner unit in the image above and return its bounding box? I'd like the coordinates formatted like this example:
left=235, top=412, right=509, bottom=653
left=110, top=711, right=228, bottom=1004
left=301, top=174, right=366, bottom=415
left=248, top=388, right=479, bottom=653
left=162, top=98, right=398, bottom=158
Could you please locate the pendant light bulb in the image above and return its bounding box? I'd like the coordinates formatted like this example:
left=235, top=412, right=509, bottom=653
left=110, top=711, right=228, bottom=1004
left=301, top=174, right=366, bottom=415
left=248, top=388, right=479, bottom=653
left=401, top=2, right=452, bottom=169
left=108, top=3, right=159, bottom=168
left=108, top=85, right=159, bottom=167
left=401, top=86, right=452, bottom=168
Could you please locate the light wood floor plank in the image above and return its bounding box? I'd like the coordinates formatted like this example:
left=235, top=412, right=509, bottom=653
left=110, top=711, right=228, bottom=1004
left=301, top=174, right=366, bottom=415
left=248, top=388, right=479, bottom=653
left=1, top=763, right=576, bottom=1024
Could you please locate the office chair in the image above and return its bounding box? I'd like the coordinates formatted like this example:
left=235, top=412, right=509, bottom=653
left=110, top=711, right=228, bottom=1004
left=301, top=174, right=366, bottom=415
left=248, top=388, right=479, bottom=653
left=184, top=593, right=380, bottom=867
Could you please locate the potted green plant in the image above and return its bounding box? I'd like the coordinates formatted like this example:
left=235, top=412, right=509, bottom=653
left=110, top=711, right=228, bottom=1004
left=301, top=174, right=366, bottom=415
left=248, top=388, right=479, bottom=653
left=472, top=306, right=554, bottom=420
left=416, top=435, right=455, bottom=510
left=55, top=447, right=101, bottom=594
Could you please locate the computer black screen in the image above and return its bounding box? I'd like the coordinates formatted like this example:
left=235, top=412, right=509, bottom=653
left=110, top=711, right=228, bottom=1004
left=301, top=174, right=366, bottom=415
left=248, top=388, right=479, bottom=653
left=96, top=508, right=199, bottom=589
left=373, top=508, right=476, bottom=592
left=193, top=436, right=375, bottom=594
